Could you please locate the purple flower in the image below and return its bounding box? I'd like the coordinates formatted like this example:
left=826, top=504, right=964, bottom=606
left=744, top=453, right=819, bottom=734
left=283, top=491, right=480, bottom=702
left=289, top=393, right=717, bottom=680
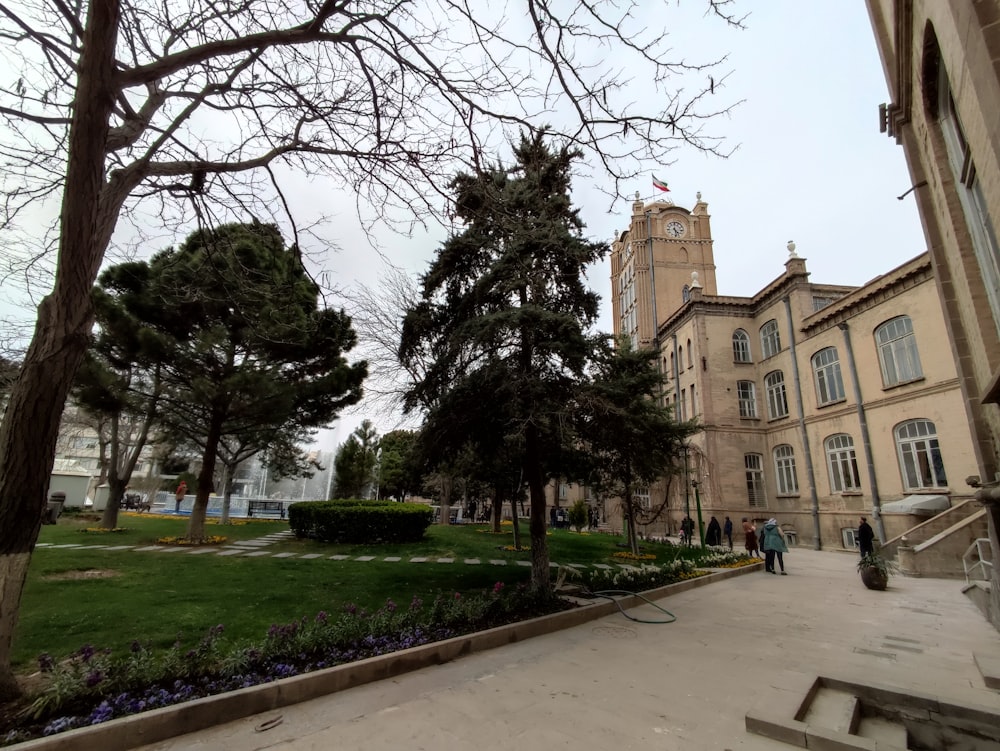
left=77, top=644, right=95, bottom=663
left=345, top=603, right=357, bottom=615
left=315, top=611, right=328, bottom=623
left=385, top=599, right=397, bottom=612
left=492, top=581, right=504, bottom=594
left=85, top=670, right=103, bottom=688
left=37, top=653, right=54, bottom=672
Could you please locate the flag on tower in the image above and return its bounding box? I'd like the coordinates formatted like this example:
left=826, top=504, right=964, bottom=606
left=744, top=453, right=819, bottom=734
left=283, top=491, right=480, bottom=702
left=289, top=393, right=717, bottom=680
left=652, top=176, right=670, bottom=193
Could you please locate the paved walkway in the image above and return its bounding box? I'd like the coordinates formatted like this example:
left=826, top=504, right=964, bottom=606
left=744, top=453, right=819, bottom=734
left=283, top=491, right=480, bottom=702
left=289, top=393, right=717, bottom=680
left=134, top=547, right=1000, bottom=751
left=35, top=531, right=643, bottom=570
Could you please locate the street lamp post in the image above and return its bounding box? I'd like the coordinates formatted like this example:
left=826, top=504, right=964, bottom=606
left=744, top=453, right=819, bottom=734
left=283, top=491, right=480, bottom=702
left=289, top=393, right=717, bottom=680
left=683, top=444, right=691, bottom=546
left=691, top=479, right=705, bottom=547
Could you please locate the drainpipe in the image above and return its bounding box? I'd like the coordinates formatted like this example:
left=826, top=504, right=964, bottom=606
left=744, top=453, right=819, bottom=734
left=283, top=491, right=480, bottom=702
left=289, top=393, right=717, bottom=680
left=838, top=322, right=886, bottom=543
left=783, top=297, right=822, bottom=549
left=646, top=210, right=659, bottom=353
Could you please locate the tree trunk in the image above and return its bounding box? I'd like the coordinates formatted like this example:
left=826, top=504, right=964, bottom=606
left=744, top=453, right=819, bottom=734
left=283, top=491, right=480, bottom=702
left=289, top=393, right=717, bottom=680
left=187, top=412, right=223, bottom=542
left=438, top=474, right=452, bottom=527
left=0, top=0, right=123, bottom=701
left=220, top=461, right=236, bottom=525
left=525, top=425, right=551, bottom=594
left=101, top=475, right=127, bottom=530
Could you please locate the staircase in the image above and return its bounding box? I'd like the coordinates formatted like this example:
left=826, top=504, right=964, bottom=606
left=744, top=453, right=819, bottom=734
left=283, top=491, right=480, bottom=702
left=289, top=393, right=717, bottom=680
left=746, top=675, right=1000, bottom=750
left=880, top=500, right=990, bottom=578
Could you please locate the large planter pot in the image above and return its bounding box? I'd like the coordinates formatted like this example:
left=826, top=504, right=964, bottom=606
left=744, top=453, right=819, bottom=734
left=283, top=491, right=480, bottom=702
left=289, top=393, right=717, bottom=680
left=860, top=565, right=888, bottom=591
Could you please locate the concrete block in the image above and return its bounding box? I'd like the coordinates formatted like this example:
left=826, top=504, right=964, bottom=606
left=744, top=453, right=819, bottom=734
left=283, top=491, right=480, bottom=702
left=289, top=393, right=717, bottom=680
left=806, top=725, right=877, bottom=751
left=974, top=651, right=1000, bottom=690
left=745, top=709, right=808, bottom=747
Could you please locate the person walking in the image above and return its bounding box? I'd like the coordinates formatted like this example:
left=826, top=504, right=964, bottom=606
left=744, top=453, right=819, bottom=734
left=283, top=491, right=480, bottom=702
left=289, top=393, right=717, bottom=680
left=680, top=516, right=695, bottom=546
left=742, top=517, right=760, bottom=558
left=706, top=516, right=722, bottom=546
left=723, top=516, right=734, bottom=550
left=759, top=518, right=789, bottom=574
left=858, top=516, right=875, bottom=557
left=174, top=480, right=187, bottom=514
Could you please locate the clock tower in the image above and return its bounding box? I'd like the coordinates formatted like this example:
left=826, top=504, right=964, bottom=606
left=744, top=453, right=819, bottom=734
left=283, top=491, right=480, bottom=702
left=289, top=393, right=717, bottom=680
left=609, top=193, right=718, bottom=349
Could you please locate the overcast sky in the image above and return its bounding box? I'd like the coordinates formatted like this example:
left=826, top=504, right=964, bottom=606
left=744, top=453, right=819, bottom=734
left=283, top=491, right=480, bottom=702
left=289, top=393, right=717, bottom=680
left=325, top=1, right=926, bottom=446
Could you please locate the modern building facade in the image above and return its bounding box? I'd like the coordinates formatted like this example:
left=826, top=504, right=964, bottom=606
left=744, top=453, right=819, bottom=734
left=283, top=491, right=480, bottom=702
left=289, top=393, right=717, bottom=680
left=866, top=0, right=1000, bottom=623
left=609, top=194, right=982, bottom=556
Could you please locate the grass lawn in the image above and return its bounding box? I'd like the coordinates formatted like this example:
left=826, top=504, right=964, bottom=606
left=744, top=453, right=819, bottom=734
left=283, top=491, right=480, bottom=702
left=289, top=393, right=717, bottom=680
left=16, top=514, right=699, bottom=671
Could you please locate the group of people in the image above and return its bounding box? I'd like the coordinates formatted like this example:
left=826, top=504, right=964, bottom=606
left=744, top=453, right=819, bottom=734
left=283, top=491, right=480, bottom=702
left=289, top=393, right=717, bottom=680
left=741, top=516, right=788, bottom=574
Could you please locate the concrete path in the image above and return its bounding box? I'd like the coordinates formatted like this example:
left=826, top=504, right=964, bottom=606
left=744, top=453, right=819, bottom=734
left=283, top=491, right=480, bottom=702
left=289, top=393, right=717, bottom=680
left=136, top=547, right=1000, bottom=751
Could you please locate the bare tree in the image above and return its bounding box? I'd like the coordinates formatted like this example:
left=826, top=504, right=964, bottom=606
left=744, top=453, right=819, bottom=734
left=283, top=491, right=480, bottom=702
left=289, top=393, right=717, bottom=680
left=0, top=0, right=740, bottom=699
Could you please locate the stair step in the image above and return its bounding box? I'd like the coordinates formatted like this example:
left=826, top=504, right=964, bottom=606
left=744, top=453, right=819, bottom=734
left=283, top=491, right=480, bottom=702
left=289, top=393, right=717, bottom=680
left=857, top=715, right=908, bottom=747
left=801, top=687, right=860, bottom=734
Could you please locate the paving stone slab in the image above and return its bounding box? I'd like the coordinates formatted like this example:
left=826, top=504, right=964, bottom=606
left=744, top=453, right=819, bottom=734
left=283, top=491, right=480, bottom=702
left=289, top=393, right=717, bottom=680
left=515, top=560, right=532, bottom=567
left=185, top=547, right=218, bottom=554
left=410, top=557, right=428, bottom=563
left=299, top=554, right=324, bottom=560
left=49, top=544, right=83, bottom=549
left=384, top=556, right=401, bottom=562
left=272, top=553, right=298, bottom=558
left=464, top=559, right=481, bottom=565
left=592, top=564, right=613, bottom=570
left=103, top=545, right=134, bottom=551
left=156, top=547, right=186, bottom=553
left=243, top=551, right=272, bottom=557
left=437, top=557, right=454, bottom=564
left=216, top=550, right=245, bottom=556
left=35, top=543, right=52, bottom=547
left=355, top=556, right=375, bottom=562
left=329, top=555, right=350, bottom=560
left=488, top=559, right=507, bottom=566
left=133, top=546, right=164, bottom=551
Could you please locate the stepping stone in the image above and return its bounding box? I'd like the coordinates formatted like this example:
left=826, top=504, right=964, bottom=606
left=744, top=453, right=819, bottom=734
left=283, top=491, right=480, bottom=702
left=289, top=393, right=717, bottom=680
left=103, top=545, right=134, bottom=551
left=243, top=551, right=272, bottom=557
left=216, top=550, right=245, bottom=556
left=515, top=560, right=531, bottom=567
left=230, top=541, right=271, bottom=547
left=564, top=563, right=584, bottom=569
left=464, top=558, right=481, bottom=565
left=592, top=564, right=613, bottom=570
left=50, top=544, right=83, bottom=549
left=300, top=554, right=323, bottom=559
left=272, top=553, right=297, bottom=558
left=156, top=547, right=186, bottom=553
left=488, top=559, right=507, bottom=566
left=549, top=562, right=559, bottom=567
left=133, top=546, right=164, bottom=551
left=35, top=543, right=52, bottom=547
left=410, top=557, right=428, bottom=563
left=329, top=555, right=350, bottom=560
left=437, top=557, right=454, bottom=564
left=355, top=556, right=375, bottom=562
left=185, top=547, right=218, bottom=554
left=384, top=556, right=401, bottom=562
left=76, top=545, right=108, bottom=550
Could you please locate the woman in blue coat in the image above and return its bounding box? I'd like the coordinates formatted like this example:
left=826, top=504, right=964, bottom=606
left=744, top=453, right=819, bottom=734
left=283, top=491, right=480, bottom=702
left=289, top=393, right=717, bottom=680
left=758, top=518, right=789, bottom=575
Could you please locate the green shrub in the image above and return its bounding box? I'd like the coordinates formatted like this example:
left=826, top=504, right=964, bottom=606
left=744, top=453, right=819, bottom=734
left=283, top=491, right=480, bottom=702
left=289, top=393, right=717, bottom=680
left=567, top=500, right=588, bottom=532
left=288, top=499, right=432, bottom=543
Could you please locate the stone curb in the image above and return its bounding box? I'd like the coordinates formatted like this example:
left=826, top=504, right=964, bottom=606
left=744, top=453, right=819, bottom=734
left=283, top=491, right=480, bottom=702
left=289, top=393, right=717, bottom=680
left=14, top=563, right=761, bottom=751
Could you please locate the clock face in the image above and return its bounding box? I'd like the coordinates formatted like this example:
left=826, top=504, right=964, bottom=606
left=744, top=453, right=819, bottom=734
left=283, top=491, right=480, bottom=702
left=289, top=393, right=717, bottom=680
left=666, top=220, right=685, bottom=238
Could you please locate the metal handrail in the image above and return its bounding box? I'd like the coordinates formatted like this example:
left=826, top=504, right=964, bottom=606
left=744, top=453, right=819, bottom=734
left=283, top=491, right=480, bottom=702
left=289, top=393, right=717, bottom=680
left=963, top=537, right=994, bottom=584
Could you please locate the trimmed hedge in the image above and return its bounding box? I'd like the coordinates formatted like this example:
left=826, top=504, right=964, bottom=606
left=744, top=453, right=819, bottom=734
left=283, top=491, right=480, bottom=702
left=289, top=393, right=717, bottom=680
left=287, top=499, right=433, bottom=544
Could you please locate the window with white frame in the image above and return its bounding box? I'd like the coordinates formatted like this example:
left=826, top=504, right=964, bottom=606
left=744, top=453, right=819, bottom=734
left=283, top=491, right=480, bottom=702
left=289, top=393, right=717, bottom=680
left=895, top=419, right=948, bottom=490
left=938, top=61, right=1000, bottom=337
left=737, top=380, right=757, bottom=418
left=764, top=370, right=789, bottom=420
left=876, top=316, right=923, bottom=387
left=732, top=329, right=751, bottom=362
left=635, top=485, right=651, bottom=510
left=812, top=347, right=846, bottom=405
left=559, top=483, right=568, bottom=499
left=760, top=320, right=781, bottom=358
left=825, top=433, right=861, bottom=492
left=745, top=454, right=766, bottom=508
left=773, top=444, right=799, bottom=495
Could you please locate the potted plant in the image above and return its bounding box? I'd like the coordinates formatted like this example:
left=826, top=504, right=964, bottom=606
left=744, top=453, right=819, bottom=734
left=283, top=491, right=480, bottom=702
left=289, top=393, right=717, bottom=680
left=857, top=551, right=897, bottom=590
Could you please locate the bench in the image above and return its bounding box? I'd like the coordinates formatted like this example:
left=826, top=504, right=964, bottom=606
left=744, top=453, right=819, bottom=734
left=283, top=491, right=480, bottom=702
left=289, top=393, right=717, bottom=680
left=121, top=493, right=151, bottom=512
left=247, top=500, right=286, bottom=519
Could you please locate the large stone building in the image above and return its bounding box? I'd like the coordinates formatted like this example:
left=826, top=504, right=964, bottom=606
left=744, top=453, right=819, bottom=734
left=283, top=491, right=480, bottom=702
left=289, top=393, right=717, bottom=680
left=866, top=0, right=1000, bottom=622
left=609, top=194, right=985, bottom=561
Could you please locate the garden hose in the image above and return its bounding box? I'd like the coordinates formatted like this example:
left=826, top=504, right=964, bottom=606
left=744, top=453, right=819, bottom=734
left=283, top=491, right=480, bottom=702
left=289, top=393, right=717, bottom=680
left=584, top=589, right=678, bottom=624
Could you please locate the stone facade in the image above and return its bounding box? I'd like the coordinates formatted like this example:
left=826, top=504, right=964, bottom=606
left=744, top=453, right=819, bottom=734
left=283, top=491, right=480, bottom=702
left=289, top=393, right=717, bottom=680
left=609, top=196, right=980, bottom=551
left=866, top=0, right=1000, bottom=622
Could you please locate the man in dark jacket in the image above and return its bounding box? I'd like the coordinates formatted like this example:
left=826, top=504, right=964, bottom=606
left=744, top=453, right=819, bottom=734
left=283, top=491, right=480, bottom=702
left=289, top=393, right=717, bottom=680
left=858, top=516, right=875, bottom=557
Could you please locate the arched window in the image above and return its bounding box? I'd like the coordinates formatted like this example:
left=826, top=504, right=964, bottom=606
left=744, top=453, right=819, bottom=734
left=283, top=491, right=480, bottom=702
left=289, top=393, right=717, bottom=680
left=732, top=329, right=751, bottom=362
left=682, top=284, right=691, bottom=303
left=670, top=351, right=675, bottom=377
left=876, top=316, right=923, bottom=386
left=895, top=419, right=947, bottom=490
left=773, top=445, right=798, bottom=495
left=825, top=434, right=861, bottom=492
left=764, top=371, right=789, bottom=420
left=686, top=339, right=692, bottom=368
left=737, top=380, right=757, bottom=418
left=745, top=454, right=766, bottom=508
left=760, top=320, right=781, bottom=358
left=678, top=345, right=683, bottom=374
left=812, top=347, right=845, bottom=405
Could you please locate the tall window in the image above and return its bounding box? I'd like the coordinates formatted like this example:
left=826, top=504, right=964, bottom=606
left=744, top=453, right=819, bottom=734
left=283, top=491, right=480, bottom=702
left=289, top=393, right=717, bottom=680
left=680, top=388, right=687, bottom=421
left=686, top=339, right=693, bottom=368
left=737, top=380, right=757, bottom=418
left=764, top=370, right=789, bottom=420
left=760, top=320, right=781, bottom=358
left=825, top=434, right=861, bottom=492
left=678, top=345, right=684, bottom=374
left=690, top=384, right=696, bottom=418
left=876, top=316, right=923, bottom=386
left=896, top=419, right=948, bottom=490
left=938, top=60, right=1000, bottom=336
left=773, top=445, right=799, bottom=495
left=745, top=454, right=766, bottom=508
left=812, top=347, right=845, bottom=405
left=682, top=284, right=691, bottom=303
left=732, top=329, right=751, bottom=362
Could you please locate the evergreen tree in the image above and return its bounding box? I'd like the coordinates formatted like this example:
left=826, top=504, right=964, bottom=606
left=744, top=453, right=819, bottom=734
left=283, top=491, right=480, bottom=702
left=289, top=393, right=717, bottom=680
left=400, top=132, right=606, bottom=593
